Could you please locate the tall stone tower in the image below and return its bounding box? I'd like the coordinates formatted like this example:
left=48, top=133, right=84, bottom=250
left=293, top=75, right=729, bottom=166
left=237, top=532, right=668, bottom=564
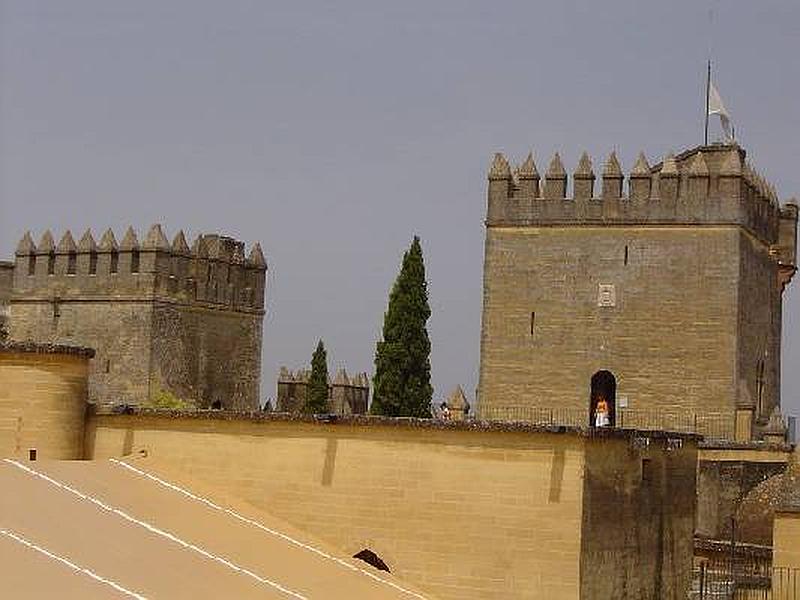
left=8, top=225, right=267, bottom=410
left=478, top=144, right=798, bottom=440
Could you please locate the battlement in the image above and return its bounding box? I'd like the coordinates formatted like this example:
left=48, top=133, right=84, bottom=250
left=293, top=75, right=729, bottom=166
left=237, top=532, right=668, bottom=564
left=277, top=366, right=370, bottom=415
left=11, top=224, right=267, bottom=313
left=487, top=144, right=798, bottom=249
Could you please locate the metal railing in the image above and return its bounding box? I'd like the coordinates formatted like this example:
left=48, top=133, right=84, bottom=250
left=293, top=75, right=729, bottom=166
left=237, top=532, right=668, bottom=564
left=475, top=405, right=738, bottom=440
left=691, top=562, right=800, bottom=599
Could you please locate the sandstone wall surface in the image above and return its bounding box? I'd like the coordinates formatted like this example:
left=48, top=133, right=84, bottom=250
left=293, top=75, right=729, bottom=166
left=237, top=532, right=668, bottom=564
left=0, top=349, right=90, bottom=459
left=479, top=226, right=739, bottom=418
left=87, top=415, right=587, bottom=600
left=86, top=414, right=697, bottom=600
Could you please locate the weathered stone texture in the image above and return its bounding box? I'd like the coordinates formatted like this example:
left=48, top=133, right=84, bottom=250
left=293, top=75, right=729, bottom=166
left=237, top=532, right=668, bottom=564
left=8, top=227, right=267, bottom=409
left=0, top=261, right=12, bottom=333
left=479, top=144, right=798, bottom=439
left=480, top=226, right=739, bottom=416
left=581, top=435, right=697, bottom=600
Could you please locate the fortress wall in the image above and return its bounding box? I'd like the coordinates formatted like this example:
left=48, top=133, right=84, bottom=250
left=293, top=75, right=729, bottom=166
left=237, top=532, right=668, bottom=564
left=87, top=414, right=586, bottom=599
left=10, top=300, right=153, bottom=405
left=150, top=303, right=263, bottom=408
left=86, top=413, right=696, bottom=600
left=479, top=226, right=739, bottom=415
left=580, top=435, right=697, bottom=600
left=773, top=511, right=800, bottom=569
left=737, top=231, right=783, bottom=421
left=9, top=227, right=267, bottom=409
left=0, top=346, right=92, bottom=459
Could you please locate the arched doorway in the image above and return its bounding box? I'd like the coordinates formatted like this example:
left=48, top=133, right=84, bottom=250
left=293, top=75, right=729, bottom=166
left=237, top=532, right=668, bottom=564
left=589, top=370, right=616, bottom=427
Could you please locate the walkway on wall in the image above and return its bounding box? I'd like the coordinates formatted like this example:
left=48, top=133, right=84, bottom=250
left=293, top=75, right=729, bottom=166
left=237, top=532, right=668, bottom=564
left=0, top=459, right=428, bottom=599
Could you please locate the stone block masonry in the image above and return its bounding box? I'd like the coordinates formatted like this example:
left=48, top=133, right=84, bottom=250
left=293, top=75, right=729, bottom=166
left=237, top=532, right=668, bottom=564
left=479, top=143, right=798, bottom=441
left=86, top=411, right=698, bottom=600
left=7, top=225, right=267, bottom=410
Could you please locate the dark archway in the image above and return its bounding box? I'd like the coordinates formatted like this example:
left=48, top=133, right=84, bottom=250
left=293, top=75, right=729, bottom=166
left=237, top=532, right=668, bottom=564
left=589, top=370, right=616, bottom=427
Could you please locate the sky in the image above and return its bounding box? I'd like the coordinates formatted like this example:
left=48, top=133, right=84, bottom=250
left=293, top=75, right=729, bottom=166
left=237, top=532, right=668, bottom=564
left=1, top=1, right=799, bottom=416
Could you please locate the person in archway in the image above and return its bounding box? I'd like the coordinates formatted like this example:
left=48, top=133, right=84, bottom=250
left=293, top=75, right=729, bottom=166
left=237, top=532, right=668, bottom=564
left=594, top=395, right=610, bottom=427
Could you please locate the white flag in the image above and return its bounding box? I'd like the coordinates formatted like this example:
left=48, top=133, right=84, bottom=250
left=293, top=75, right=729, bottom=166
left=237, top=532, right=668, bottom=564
left=708, top=81, right=733, bottom=141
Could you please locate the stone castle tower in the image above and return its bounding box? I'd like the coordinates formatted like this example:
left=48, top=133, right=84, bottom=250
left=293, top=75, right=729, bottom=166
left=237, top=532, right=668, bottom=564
left=276, top=367, right=369, bottom=415
left=478, top=143, right=798, bottom=440
left=7, top=225, right=267, bottom=410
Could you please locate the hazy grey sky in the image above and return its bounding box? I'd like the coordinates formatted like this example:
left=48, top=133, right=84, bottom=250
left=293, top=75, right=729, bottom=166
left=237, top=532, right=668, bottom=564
left=1, top=1, right=799, bottom=415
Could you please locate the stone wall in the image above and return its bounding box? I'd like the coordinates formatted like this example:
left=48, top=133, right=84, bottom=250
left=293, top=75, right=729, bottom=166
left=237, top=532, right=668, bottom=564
left=0, top=262, right=12, bottom=334
left=0, top=342, right=93, bottom=459
left=773, top=511, right=800, bottom=568
left=8, top=226, right=267, bottom=409
left=150, top=303, right=263, bottom=409
left=85, top=412, right=697, bottom=600
left=478, top=144, right=798, bottom=441
left=695, top=445, right=791, bottom=543
left=479, top=226, right=739, bottom=416
left=580, top=434, right=696, bottom=599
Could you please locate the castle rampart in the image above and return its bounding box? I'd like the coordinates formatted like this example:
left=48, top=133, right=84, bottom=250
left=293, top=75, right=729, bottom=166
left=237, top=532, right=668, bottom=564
left=487, top=144, right=792, bottom=250
left=8, top=225, right=267, bottom=410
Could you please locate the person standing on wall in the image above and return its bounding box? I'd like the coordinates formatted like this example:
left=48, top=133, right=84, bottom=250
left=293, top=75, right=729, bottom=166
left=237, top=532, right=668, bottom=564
left=595, top=396, right=610, bottom=427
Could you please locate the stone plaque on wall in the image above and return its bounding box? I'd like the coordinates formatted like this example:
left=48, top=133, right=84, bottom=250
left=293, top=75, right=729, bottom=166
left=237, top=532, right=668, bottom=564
left=597, top=284, right=616, bottom=307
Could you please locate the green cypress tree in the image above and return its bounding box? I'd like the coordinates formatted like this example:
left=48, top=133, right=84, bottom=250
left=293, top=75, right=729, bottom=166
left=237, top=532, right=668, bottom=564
left=305, top=339, right=329, bottom=414
left=371, top=236, right=433, bottom=417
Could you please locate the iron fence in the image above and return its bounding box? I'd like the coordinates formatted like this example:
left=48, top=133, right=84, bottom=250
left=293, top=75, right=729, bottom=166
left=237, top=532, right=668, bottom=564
left=691, top=562, right=800, bottom=599
left=475, top=405, right=737, bottom=440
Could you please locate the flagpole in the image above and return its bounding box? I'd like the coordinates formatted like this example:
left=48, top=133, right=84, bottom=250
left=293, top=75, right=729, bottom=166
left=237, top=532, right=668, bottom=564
left=704, top=60, right=711, bottom=146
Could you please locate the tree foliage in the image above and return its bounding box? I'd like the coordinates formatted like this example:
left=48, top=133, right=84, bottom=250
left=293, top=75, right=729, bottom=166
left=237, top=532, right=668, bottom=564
left=305, top=339, right=329, bottom=414
left=371, top=236, right=432, bottom=417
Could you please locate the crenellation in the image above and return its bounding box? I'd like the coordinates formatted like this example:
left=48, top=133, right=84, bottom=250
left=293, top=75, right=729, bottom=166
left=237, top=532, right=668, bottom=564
left=515, top=152, right=539, bottom=198
left=480, top=141, right=797, bottom=443
left=544, top=152, right=567, bottom=198
left=601, top=151, right=623, bottom=199
left=11, top=226, right=267, bottom=312
left=629, top=152, right=651, bottom=201
left=8, top=224, right=268, bottom=409
left=573, top=152, right=594, bottom=200
left=485, top=144, right=782, bottom=246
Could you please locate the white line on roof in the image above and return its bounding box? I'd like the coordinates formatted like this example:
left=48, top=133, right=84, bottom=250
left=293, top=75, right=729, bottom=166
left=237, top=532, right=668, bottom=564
left=0, top=528, right=148, bottom=600
left=110, top=458, right=428, bottom=600
left=3, top=459, right=307, bottom=600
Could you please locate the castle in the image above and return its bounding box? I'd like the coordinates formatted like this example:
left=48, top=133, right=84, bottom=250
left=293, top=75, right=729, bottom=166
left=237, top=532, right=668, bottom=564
left=478, top=143, right=798, bottom=441
left=3, top=225, right=267, bottom=410
left=276, top=366, right=370, bottom=414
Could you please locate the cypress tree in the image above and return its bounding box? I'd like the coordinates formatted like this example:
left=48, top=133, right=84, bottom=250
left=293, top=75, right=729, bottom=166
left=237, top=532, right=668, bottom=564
left=371, top=236, right=433, bottom=417
left=305, top=339, right=329, bottom=414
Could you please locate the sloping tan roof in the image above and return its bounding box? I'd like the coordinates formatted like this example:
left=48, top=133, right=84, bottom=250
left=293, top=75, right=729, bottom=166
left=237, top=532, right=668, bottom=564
left=0, top=459, right=427, bottom=599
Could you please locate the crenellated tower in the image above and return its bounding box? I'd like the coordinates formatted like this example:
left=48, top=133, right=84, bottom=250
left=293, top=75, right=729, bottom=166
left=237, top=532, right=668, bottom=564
left=479, top=143, right=798, bottom=440
left=8, top=224, right=268, bottom=410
